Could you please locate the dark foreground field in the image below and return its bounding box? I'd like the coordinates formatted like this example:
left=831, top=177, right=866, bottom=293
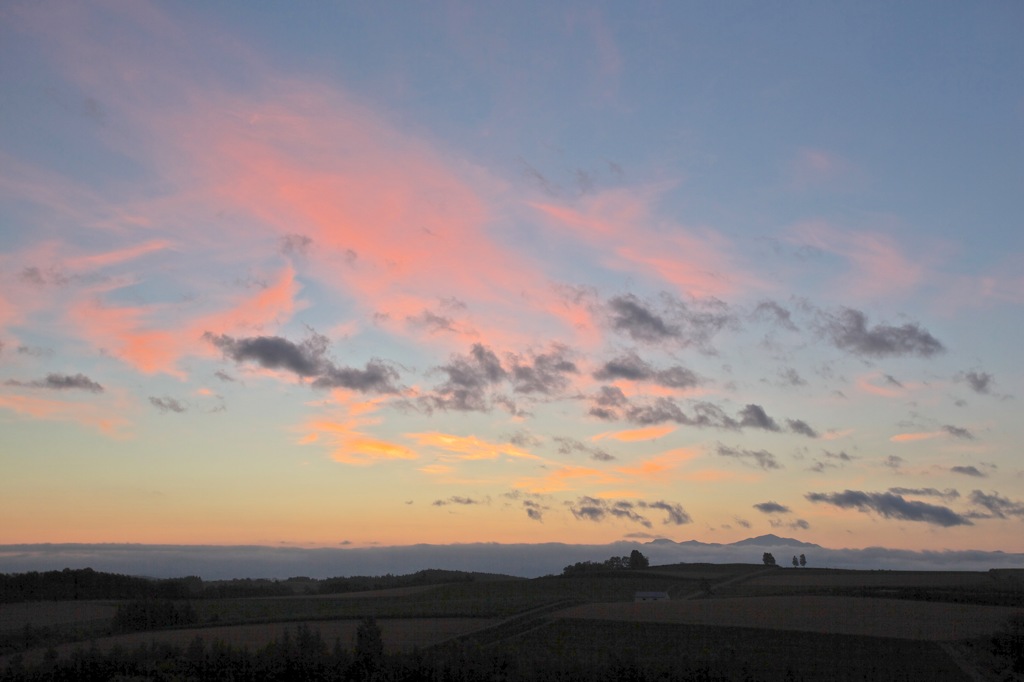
left=2, top=562, right=1022, bottom=680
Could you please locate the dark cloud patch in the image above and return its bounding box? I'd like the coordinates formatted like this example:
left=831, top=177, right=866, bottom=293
left=214, top=370, right=235, bottom=382
left=593, top=352, right=654, bottom=382
left=19, top=266, right=50, bottom=286
left=149, top=396, right=187, bottom=414
left=424, top=343, right=508, bottom=411
left=280, top=233, right=312, bottom=257
left=607, top=501, right=651, bottom=527
left=806, top=490, right=972, bottom=527
left=654, top=365, right=701, bottom=389
left=691, top=402, right=740, bottom=430
left=958, top=370, right=993, bottom=395
left=717, top=444, right=781, bottom=470
left=594, top=385, right=628, bottom=408
left=16, top=345, right=53, bottom=358
left=568, top=497, right=691, bottom=527
left=6, top=373, right=104, bottom=393
left=312, top=360, right=400, bottom=393
left=883, top=374, right=904, bottom=388
left=943, top=425, right=975, bottom=440
left=819, top=308, right=944, bottom=358
left=523, top=500, right=547, bottom=521
left=432, top=496, right=483, bottom=507
left=752, top=300, right=798, bottom=332
left=624, top=397, right=689, bottom=425
left=951, top=465, right=985, bottom=478
left=588, top=406, right=617, bottom=420
left=592, top=352, right=699, bottom=389
left=569, top=496, right=613, bottom=524
left=205, top=332, right=327, bottom=377
left=606, top=293, right=734, bottom=349
left=623, top=398, right=741, bottom=431
left=607, top=295, right=679, bottom=343
left=510, top=345, right=577, bottom=395
left=739, top=404, right=780, bottom=432
left=506, top=429, right=542, bottom=449
left=777, top=367, right=807, bottom=387
left=639, top=500, right=692, bottom=525
left=754, top=501, right=791, bottom=514
left=790, top=519, right=811, bottom=530
left=883, top=455, right=904, bottom=471
left=588, top=386, right=628, bottom=419
left=734, top=517, right=752, bottom=529
left=809, top=450, right=853, bottom=472
left=206, top=331, right=399, bottom=393
left=786, top=419, right=818, bottom=438
left=889, top=487, right=960, bottom=501
left=554, top=436, right=615, bottom=462
left=968, top=490, right=1024, bottom=519
left=406, top=310, right=457, bottom=334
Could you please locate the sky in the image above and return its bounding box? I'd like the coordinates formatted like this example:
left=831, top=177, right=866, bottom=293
left=1, top=1, right=1023, bottom=561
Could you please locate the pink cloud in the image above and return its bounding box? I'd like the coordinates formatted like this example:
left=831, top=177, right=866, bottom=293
left=0, top=392, right=130, bottom=437
left=890, top=431, right=943, bottom=443
left=788, top=220, right=928, bottom=299
left=531, top=186, right=761, bottom=299
left=64, top=239, right=172, bottom=271
left=789, top=148, right=855, bottom=190
left=67, top=265, right=301, bottom=377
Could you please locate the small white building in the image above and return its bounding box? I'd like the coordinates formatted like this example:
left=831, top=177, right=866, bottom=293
left=634, top=591, right=670, bottom=602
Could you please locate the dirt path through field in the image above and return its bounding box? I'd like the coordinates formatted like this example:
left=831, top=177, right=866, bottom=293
left=553, top=595, right=1019, bottom=641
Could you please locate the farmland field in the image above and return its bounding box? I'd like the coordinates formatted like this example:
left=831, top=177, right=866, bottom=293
left=13, top=617, right=497, bottom=666
left=483, top=619, right=972, bottom=681
left=743, top=569, right=999, bottom=588
left=0, top=601, right=116, bottom=632
left=552, top=594, right=1020, bottom=640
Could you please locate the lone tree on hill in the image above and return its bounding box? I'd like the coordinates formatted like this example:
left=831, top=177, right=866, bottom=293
left=629, top=549, right=650, bottom=569
left=762, top=552, right=777, bottom=566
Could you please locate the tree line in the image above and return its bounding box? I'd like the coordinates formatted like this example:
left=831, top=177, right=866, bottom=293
left=0, top=567, right=484, bottom=603
left=562, top=549, right=649, bottom=576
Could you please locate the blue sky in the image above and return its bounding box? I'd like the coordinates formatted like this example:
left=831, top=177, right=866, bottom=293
left=1, top=1, right=1022, bottom=557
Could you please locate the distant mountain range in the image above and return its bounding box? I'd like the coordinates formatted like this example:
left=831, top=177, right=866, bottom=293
left=656, top=534, right=822, bottom=550
left=0, top=536, right=1020, bottom=579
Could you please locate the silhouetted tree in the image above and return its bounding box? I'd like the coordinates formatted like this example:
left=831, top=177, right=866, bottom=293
left=799, top=553, right=807, bottom=567
left=355, top=616, right=384, bottom=674
left=629, top=549, right=650, bottom=569
left=762, top=552, right=777, bottom=566
left=792, top=555, right=799, bottom=567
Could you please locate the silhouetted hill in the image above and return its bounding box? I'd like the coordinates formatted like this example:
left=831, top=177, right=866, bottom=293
left=728, top=534, right=822, bottom=549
